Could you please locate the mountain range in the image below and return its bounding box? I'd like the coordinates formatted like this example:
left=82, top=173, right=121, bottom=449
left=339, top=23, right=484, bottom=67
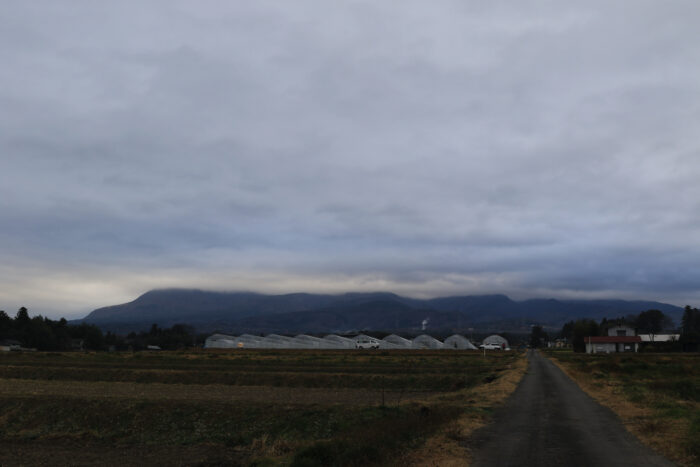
left=76, top=289, right=684, bottom=335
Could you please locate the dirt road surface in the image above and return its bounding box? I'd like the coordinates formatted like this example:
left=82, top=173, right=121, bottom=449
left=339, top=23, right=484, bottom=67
left=470, top=350, right=674, bottom=466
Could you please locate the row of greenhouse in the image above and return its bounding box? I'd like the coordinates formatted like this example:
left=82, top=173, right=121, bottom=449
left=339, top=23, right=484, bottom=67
left=204, top=333, right=509, bottom=350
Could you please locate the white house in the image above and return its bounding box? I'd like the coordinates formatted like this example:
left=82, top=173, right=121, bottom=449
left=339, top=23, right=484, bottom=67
left=607, top=325, right=636, bottom=337
left=585, top=336, right=641, bottom=353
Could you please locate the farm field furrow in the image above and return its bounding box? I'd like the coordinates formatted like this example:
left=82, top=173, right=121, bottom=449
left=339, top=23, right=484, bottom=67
left=0, top=351, right=505, bottom=390
left=0, top=378, right=428, bottom=405
left=0, top=350, right=525, bottom=466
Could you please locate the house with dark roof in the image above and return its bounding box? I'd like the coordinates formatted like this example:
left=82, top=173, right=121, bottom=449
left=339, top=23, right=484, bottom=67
left=585, top=324, right=641, bottom=353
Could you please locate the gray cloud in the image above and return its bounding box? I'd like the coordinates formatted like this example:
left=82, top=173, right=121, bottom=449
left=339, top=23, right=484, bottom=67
left=1, top=1, right=700, bottom=318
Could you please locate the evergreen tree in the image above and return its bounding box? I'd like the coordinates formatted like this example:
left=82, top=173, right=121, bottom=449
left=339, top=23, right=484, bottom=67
left=0, top=310, right=10, bottom=339
left=529, top=325, right=548, bottom=348
left=571, top=319, right=599, bottom=353
left=681, top=306, right=700, bottom=345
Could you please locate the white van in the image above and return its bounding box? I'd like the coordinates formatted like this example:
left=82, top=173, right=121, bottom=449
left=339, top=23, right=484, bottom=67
left=355, top=337, right=380, bottom=349
left=479, top=343, right=502, bottom=350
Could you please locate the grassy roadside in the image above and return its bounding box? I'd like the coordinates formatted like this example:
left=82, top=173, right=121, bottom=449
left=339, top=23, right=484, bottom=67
left=399, top=351, right=528, bottom=466
left=545, top=350, right=699, bottom=466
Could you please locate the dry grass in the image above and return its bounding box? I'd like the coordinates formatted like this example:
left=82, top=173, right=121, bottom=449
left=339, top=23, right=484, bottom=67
left=547, top=353, right=697, bottom=467
left=400, top=352, right=528, bottom=466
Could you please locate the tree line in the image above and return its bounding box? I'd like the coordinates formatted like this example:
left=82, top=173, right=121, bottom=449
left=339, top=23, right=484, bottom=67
left=0, top=307, right=203, bottom=351
left=556, top=306, right=700, bottom=352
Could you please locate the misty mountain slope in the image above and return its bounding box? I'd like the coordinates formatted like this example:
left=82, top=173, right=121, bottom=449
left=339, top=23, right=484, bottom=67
left=82, top=289, right=333, bottom=325
left=76, top=288, right=684, bottom=334
left=426, top=294, right=517, bottom=318
left=80, top=290, right=419, bottom=328
left=229, top=300, right=466, bottom=334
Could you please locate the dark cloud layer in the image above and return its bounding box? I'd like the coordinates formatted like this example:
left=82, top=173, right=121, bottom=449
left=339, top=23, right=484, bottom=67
left=1, top=1, right=700, bottom=317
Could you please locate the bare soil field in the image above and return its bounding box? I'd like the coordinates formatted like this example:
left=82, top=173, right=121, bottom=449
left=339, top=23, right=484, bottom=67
left=0, top=378, right=424, bottom=405
left=0, top=349, right=526, bottom=466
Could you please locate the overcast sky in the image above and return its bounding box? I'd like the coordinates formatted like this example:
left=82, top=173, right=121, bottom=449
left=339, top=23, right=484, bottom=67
left=2, top=1, right=700, bottom=319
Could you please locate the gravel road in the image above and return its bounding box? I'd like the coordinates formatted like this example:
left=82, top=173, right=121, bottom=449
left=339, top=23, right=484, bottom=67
left=470, top=350, right=674, bottom=466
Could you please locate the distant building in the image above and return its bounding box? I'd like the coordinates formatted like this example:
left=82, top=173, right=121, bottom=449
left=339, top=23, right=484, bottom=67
left=585, top=325, right=657, bottom=353
left=0, top=340, right=21, bottom=351
left=547, top=338, right=568, bottom=349
left=638, top=334, right=680, bottom=343
left=585, top=336, right=641, bottom=353
left=71, top=339, right=85, bottom=351
left=607, top=325, right=635, bottom=337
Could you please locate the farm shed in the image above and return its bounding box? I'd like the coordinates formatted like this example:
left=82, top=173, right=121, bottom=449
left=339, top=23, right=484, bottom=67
left=382, top=334, right=412, bottom=348
left=483, top=335, right=509, bottom=349
left=412, top=334, right=444, bottom=349
left=443, top=334, right=478, bottom=350
left=585, top=336, right=641, bottom=354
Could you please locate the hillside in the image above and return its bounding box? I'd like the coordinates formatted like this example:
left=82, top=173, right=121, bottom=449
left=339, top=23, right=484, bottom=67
left=76, top=289, right=684, bottom=334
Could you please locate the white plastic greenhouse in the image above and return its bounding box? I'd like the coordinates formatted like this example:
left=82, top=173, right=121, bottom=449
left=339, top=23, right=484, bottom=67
left=262, top=334, right=299, bottom=349
left=231, top=334, right=266, bottom=348
left=381, top=334, right=412, bottom=348
left=482, top=334, right=509, bottom=349
left=204, top=333, right=237, bottom=348
left=412, top=334, right=444, bottom=349
left=323, top=334, right=356, bottom=349
left=204, top=333, right=485, bottom=350
left=443, top=334, right=478, bottom=350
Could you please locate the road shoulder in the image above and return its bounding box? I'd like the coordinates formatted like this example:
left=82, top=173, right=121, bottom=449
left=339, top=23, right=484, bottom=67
left=546, top=352, right=694, bottom=466
left=402, top=351, right=529, bottom=466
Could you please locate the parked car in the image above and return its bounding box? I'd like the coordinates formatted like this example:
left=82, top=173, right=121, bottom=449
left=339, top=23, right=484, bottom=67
left=355, top=337, right=380, bottom=349
left=479, top=343, right=502, bottom=350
